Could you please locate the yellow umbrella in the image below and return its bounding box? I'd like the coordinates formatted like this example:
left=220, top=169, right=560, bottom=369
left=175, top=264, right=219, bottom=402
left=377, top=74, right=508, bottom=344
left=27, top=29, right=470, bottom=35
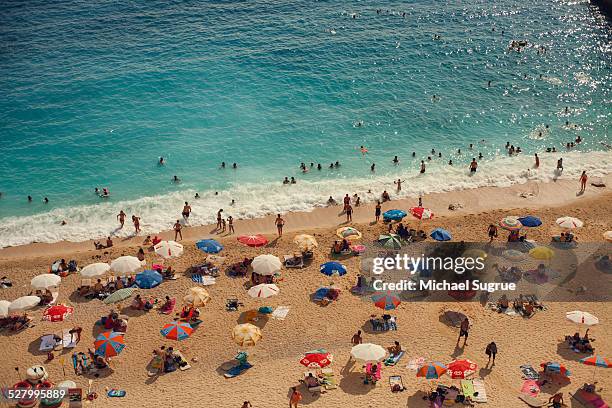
left=293, top=234, right=318, bottom=251
left=529, top=246, right=554, bottom=261
left=232, top=323, right=262, bottom=347
left=184, top=287, right=211, bottom=307
left=336, top=227, right=362, bottom=240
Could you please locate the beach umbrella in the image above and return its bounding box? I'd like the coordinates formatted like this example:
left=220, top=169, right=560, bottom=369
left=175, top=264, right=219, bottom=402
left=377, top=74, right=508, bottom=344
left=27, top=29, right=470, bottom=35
left=410, top=207, right=434, bottom=220
left=135, top=269, right=163, bottom=289
left=94, top=331, right=125, bottom=357
left=378, top=234, right=403, bottom=249
left=336, top=226, right=362, bottom=240
left=0, top=300, right=11, bottom=318
left=252, top=254, right=282, bottom=276
left=556, top=216, right=583, bottom=229
left=350, top=343, right=387, bottom=362
left=320, top=261, right=347, bottom=276
left=383, top=209, right=407, bottom=222
left=604, top=231, right=612, bottom=242
left=502, top=249, right=525, bottom=261
left=80, top=263, right=110, bottom=278
left=103, top=288, right=136, bottom=304
left=293, top=234, right=318, bottom=251
left=9, top=296, right=41, bottom=312
left=247, top=283, right=280, bottom=299
left=416, top=362, right=448, bottom=379
left=154, top=240, right=184, bottom=259
left=499, top=216, right=522, bottom=231
left=371, top=292, right=401, bottom=310
left=447, top=359, right=478, bottom=379
left=430, top=228, right=452, bottom=241
left=31, top=274, right=61, bottom=289
left=237, top=234, right=268, bottom=247
left=196, top=239, right=223, bottom=254
left=43, top=305, right=74, bottom=322
left=529, top=246, right=554, bottom=261
left=300, top=351, right=333, bottom=368
left=161, top=321, right=194, bottom=341
left=184, top=287, right=210, bottom=307
left=519, top=216, right=542, bottom=227
left=110, top=256, right=142, bottom=275
left=580, top=355, right=611, bottom=368
left=540, top=361, right=570, bottom=377
left=232, top=323, right=262, bottom=347
left=566, top=311, right=599, bottom=326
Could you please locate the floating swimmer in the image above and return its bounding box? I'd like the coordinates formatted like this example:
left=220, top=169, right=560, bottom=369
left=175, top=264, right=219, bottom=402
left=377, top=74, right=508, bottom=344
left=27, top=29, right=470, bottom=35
left=159, top=157, right=165, bottom=165
left=360, top=145, right=368, bottom=155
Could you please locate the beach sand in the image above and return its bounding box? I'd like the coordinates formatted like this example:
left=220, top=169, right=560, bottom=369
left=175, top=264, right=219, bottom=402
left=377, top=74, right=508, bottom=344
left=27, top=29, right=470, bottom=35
left=0, top=178, right=610, bottom=407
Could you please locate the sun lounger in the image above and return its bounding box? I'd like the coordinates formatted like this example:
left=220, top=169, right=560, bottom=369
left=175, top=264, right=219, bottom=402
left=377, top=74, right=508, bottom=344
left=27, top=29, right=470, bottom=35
left=472, top=378, right=488, bottom=403
left=572, top=389, right=609, bottom=408
left=520, top=365, right=539, bottom=380
left=224, top=362, right=253, bottom=378
left=518, top=394, right=548, bottom=407
left=389, top=375, right=404, bottom=392
left=271, top=306, right=290, bottom=320
left=40, top=334, right=61, bottom=352
left=62, top=329, right=77, bottom=348
left=384, top=350, right=405, bottom=366
left=284, top=255, right=304, bottom=268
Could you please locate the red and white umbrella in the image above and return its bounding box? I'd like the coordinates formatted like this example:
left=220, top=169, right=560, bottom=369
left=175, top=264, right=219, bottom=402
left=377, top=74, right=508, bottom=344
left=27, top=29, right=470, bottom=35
left=43, top=305, right=74, bottom=322
left=247, top=283, right=279, bottom=298
left=410, top=207, right=434, bottom=220
left=447, top=359, right=478, bottom=379
left=556, top=216, right=583, bottom=229
left=154, top=240, right=184, bottom=259
left=237, top=234, right=269, bottom=247
left=300, top=350, right=333, bottom=368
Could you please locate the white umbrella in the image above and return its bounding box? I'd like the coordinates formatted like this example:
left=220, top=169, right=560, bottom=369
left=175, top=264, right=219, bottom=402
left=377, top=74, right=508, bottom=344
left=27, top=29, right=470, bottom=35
left=566, top=311, right=598, bottom=326
left=9, top=296, right=41, bottom=312
left=80, top=263, right=110, bottom=278
left=110, top=256, right=143, bottom=275
left=603, top=231, right=612, bottom=242
left=154, top=240, right=184, bottom=259
left=247, top=284, right=280, bottom=299
left=252, top=254, right=282, bottom=276
left=502, top=249, right=525, bottom=261
left=0, top=300, right=10, bottom=318
left=350, top=343, right=387, bottom=362
left=30, top=274, right=61, bottom=289
left=556, top=216, right=583, bottom=229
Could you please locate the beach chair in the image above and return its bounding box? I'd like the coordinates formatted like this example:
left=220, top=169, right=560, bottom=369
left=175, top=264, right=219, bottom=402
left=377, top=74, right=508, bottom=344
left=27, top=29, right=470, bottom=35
left=572, top=389, right=609, bottom=408
left=389, top=375, right=405, bottom=392
left=472, top=378, right=488, bottom=403
left=62, top=329, right=77, bottom=348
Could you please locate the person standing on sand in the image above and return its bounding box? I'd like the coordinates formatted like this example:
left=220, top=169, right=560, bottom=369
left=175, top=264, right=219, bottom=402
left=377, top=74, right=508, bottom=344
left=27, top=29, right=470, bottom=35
left=346, top=204, right=353, bottom=222
left=228, top=216, right=235, bottom=234
left=375, top=201, right=382, bottom=222
left=485, top=342, right=497, bottom=366
left=351, top=330, right=363, bottom=345
left=173, top=220, right=183, bottom=241
left=182, top=202, right=192, bottom=220
left=487, top=224, right=498, bottom=242
left=579, top=171, right=588, bottom=193
left=534, top=153, right=539, bottom=168
left=343, top=194, right=351, bottom=213
left=457, top=317, right=469, bottom=346
left=117, top=210, right=126, bottom=228
left=275, top=214, right=285, bottom=236
left=289, top=387, right=302, bottom=408
left=132, top=215, right=141, bottom=234
left=217, top=209, right=223, bottom=229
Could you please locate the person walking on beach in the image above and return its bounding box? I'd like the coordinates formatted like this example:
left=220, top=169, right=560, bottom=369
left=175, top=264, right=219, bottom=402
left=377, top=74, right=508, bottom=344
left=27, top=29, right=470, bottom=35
left=117, top=210, right=126, bottom=228
left=182, top=202, right=192, bottom=220
left=534, top=153, right=539, bottom=168
left=487, top=224, right=498, bottom=242
left=485, top=342, right=497, bottom=366
left=457, top=317, right=470, bottom=346
left=394, top=179, right=404, bottom=192
left=173, top=220, right=183, bottom=241
left=216, top=209, right=223, bottom=229
left=132, top=215, right=141, bottom=234
left=275, top=214, right=285, bottom=236
left=579, top=171, right=588, bottom=193
left=346, top=204, right=353, bottom=222
left=228, top=216, right=235, bottom=234
left=289, top=387, right=302, bottom=408
left=375, top=201, right=382, bottom=222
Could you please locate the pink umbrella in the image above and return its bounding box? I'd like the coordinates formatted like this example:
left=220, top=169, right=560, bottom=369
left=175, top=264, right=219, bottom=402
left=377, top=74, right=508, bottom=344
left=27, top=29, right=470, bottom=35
left=237, top=235, right=269, bottom=247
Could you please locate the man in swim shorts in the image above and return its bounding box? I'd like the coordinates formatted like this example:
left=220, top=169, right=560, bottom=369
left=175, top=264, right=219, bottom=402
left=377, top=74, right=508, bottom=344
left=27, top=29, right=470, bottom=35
left=182, top=202, right=191, bottom=219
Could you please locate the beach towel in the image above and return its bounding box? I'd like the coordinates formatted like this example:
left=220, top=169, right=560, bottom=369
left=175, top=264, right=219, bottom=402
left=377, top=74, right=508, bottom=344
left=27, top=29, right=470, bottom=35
left=160, top=298, right=176, bottom=314
left=389, top=375, right=404, bottom=392
left=384, top=350, right=405, bottom=366
left=461, top=380, right=475, bottom=398
left=62, top=329, right=77, bottom=348
left=224, top=362, right=253, bottom=378
left=173, top=351, right=192, bottom=371
left=40, top=334, right=59, bottom=352
left=472, top=378, right=488, bottom=403
left=407, top=356, right=425, bottom=371
left=107, top=389, right=126, bottom=398
left=518, top=394, right=547, bottom=407
left=431, top=395, right=444, bottom=408
left=573, top=389, right=609, bottom=408
left=192, top=274, right=216, bottom=285
left=365, top=363, right=382, bottom=381
left=321, top=368, right=337, bottom=390
left=520, top=365, right=539, bottom=380
left=271, top=306, right=290, bottom=320
left=520, top=380, right=540, bottom=397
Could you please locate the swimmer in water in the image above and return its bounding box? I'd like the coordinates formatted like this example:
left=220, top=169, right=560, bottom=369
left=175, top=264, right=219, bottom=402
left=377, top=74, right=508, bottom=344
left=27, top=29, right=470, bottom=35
left=44, top=197, right=49, bottom=204
left=290, top=177, right=296, bottom=184
left=438, top=152, right=442, bottom=158
left=230, top=199, right=235, bottom=206
left=448, top=160, right=453, bottom=165
left=420, top=161, right=426, bottom=174
left=172, top=175, right=181, bottom=183
left=95, top=187, right=100, bottom=195
left=195, top=193, right=200, bottom=199
left=28, top=195, right=32, bottom=202
left=117, top=210, right=126, bottom=228
left=317, top=163, right=322, bottom=170
left=159, top=157, right=165, bottom=165
left=182, top=202, right=191, bottom=220
left=487, top=80, right=491, bottom=87
left=283, top=177, right=290, bottom=185
left=478, top=152, right=483, bottom=159
left=232, top=163, right=237, bottom=169
left=469, top=158, right=478, bottom=173
left=370, top=163, right=375, bottom=172
left=221, top=162, right=226, bottom=168
left=360, top=146, right=368, bottom=155
left=392, top=156, right=399, bottom=165
left=457, top=149, right=461, bottom=154
left=394, top=179, right=405, bottom=192
left=335, top=161, right=340, bottom=167
left=330, top=163, right=334, bottom=169
left=412, top=152, right=416, bottom=157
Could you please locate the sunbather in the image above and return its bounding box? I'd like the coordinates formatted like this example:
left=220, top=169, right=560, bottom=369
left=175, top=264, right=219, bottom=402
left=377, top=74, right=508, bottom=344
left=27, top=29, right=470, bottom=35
left=387, top=341, right=402, bottom=357
left=11, top=313, right=31, bottom=331
left=303, top=373, right=321, bottom=388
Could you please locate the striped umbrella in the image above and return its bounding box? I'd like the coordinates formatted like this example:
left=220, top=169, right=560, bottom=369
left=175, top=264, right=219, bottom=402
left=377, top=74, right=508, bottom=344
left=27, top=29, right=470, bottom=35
left=410, top=207, right=434, bottom=220
left=247, top=283, right=280, bottom=299
left=43, top=305, right=74, bottom=322
left=416, top=362, right=447, bottom=379
left=232, top=323, right=262, bottom=347
left=196, top=239, right=224, bottom=253
left=154, top=240, right=184, bottom=259
left=447, top=359, right=478, bottom=379
left=300, top=350, right=333, bottom=368
left=293, top=234, right=318, bottom=251
left=378, top=234, right=403, bottom=249
left=94, top=331, right=125, bottom=357
left=556, top=216, right=583, bottom=229
left=184, top=287, right=211, bottom=307
left=320, top=261, right=347, bottom=276
left=371, top=292, right=401, bottom=310
left=237, top=234, right=268, bottom=247
left=499, top=216, right=522, bottom=231
left=336, top=227, right=362, bottom=240
left=161, top=321, right=194, bottom=341
left=580, top=355, right=611, bottom=368
left=103, top=288, right=136, bottom=304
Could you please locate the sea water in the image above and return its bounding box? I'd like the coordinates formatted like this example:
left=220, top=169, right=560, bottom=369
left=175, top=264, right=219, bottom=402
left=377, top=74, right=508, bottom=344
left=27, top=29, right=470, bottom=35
left=0, top=0, right=610, bottom=247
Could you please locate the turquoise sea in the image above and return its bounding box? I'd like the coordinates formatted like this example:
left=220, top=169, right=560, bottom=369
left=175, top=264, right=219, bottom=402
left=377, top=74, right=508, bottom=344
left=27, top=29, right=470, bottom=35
left=0, top=0, right=610, bottom=247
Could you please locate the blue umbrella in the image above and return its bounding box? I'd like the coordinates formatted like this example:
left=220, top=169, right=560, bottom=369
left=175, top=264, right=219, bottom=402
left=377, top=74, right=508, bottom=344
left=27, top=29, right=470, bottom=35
left=383, top=209, right=407, bottom=222
left=320, top=262, right=347, bottom=276
left=519, top=216, right=542, bottom=228
left=135, top=269, right=163, bottom=289
left=196, top=239, right=224, bottom=253
left=430, top=228, right=452, bottom=241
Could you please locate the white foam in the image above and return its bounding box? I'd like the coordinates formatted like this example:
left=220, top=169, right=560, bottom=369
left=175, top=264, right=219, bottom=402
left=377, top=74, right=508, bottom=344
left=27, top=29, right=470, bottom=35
left=1, top=150, right=610, bottom=248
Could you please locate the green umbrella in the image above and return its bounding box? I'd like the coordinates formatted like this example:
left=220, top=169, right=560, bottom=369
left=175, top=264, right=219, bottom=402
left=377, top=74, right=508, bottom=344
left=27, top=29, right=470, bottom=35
left=103, top=288, right=136, bottom=304
left=378, top=234, right=403, bottom=249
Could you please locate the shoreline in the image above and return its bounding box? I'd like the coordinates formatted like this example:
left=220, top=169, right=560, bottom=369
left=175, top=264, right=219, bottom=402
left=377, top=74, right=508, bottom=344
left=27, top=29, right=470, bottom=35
left=1, top=175, right=610, bottom=261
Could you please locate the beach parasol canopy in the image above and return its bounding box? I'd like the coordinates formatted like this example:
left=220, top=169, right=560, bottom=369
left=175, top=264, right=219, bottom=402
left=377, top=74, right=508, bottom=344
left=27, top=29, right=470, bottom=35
left=378, top=234, right=403, bottom=249
left=540, top=361, right=571, bottom=377
left=31, top=274, right=61, bottom=289
left=196, top=239, right=223, bottom=253
left=416, top=362, right=448, bottom=379
left=372, top=292, right=401, bottom=310
left=499, top=216, right=522, bottom=231
left=519, top=216, right=542, bottom=227
left=556, top=216, right=583, bottom=229
left=184, top=287, right=210, bottom=307
left=237, top=234, right=268, bottom=247
left=566, top=311, right=599, bottom=326
left=161, top=321, right=194, bottom=341
left=43, top=305, right=74, bottom=322
left=502, top=249, right=525, bottom=261
left=350, top=343, right=387, bottom=362
left=9, top=296, right=41, bottom=313
left=300, top=351, right=333, bottom=368
left=430, top=228, right=452, bottom=242
left=529, top=246, right=554, bottom=261
left=247, top=283, right=280, bottom=299
left=293, top=234, right=318, bottom=251
left=252, top=254, right=282, bottom=276
left=579, top=355, right=611, bottom=368
left=103, top=288, right=136, bottom=304
left=410, top=207, right=434, bottom=220
left=154, top=240, right=184, bottom=259
left=80, top=263, right=110, bottom=278
left=320, top=261, right=347, bottom=276
left=383, top=209, right=407, bottom=222
left=0, top=300, right=11, bottom=318
left=232, top=323, right=262, bottom=347
left=94, top=331, right=125, bottom=357
left=604, top=231, right=612, bottom=242
left=110, top=256, right=143, bottom=275
left=135, top=269, right=163, bottom=289
left=336, top=226, right=362, bottom=240
left=447, top=359, right=478, bottom=379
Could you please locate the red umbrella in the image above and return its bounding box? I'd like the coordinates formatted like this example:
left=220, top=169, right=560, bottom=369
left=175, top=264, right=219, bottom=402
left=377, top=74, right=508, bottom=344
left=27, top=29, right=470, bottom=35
left=42, top=305, right=74, bottom=322
left=300, top=351, right=333, bottom=368
left=447, top=359, right=477, bottom=379
left=409, top=207, right=434, bottom=220
left=237, top=234, right=269, bottom=247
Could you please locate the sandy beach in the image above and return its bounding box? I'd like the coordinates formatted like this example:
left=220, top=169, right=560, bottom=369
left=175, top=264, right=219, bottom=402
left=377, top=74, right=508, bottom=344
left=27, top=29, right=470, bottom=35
left=0, top=178, right=610, bottom=408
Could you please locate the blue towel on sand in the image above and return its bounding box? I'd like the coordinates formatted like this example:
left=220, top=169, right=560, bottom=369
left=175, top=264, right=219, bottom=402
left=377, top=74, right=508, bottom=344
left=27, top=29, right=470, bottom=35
left=224, top=363, right=253, bottom=378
